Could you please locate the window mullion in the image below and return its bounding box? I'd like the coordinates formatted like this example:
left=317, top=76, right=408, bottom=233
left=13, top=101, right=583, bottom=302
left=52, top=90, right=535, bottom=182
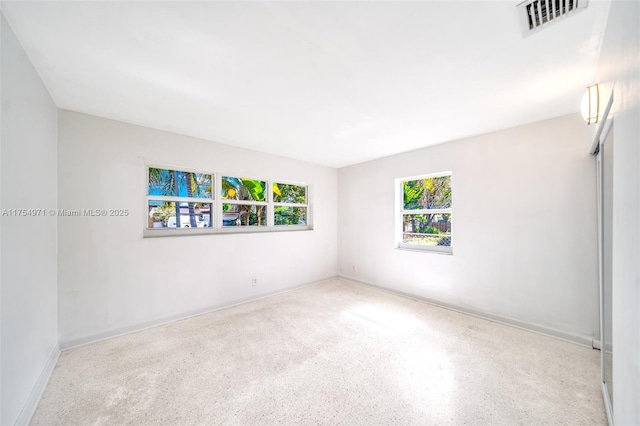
left=401, top=208, right=452, bottom=215
left=147, top=195, right=214, bottom=203
left=222, top=199, right=268, bottom=206
left=267, top=180, right=274, bottom=227
left=215, top=174, right=222, bottom=228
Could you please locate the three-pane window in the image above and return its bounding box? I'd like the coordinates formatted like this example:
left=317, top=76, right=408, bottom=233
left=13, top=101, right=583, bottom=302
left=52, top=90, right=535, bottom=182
left=146, top=167, right=309, bottom=235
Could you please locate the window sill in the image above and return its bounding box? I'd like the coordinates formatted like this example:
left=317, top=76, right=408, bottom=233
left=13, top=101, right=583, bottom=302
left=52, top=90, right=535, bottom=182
left=143, top=225, right=312, bottom=238
left=396, top=244, right=453, bottom=255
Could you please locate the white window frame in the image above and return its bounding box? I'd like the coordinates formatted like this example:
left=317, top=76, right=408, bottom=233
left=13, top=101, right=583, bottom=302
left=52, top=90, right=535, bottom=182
left=272, top=180, right=310, bottom=228
left=395, top=171, right=453, bottom=254
left=145, top=165, right=215, bottom=237
left=143, top=165, right=312, bottom=238
left=218, top=174, right=269, bottom=233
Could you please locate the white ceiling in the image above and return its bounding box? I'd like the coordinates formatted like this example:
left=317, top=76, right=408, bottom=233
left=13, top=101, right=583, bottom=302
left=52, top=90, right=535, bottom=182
left=2, top=1, right=611, bottom=168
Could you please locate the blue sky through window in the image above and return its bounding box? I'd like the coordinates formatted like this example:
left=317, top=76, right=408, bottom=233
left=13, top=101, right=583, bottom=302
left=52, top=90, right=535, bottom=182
left=148, top=168, right=212, bottom=198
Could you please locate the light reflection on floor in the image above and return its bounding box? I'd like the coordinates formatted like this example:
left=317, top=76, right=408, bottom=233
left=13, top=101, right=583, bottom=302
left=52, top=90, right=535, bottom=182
left=342, top=303, right=455, bottom=421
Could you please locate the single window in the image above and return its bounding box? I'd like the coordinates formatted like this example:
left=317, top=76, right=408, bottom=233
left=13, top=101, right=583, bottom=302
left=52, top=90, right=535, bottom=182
left=273, top=182, right=308, bottom=226
left=221, top=176, right=268, bottom=227
left=147, top=167, right=214, bottom=230
left=397, top=173, right=452, bottom=253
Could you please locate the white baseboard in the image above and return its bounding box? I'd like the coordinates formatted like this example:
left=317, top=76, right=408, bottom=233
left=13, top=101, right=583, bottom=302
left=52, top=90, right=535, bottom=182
left=60, top=276, right=337, bottom=351
left=339, top=274, right=596, bottom=349
left=14, top=344, right=60, bottom=426
left=61, top=274, right=596, bottom=351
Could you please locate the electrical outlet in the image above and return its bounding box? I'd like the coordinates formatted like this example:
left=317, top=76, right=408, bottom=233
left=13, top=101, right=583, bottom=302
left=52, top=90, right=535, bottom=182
left=252, top=278, right=257, bottom=286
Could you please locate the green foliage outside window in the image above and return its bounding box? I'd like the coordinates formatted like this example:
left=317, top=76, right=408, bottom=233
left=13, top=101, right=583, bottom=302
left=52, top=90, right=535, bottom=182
left=274, top=183, right=307, bottom=225
left=402, top=175, right=452, bottom=247
left=403, top=176, right=451, bottom=210
left=221, top=176, right=266, bottom=202
left=273, top=183, right=306, bottom=204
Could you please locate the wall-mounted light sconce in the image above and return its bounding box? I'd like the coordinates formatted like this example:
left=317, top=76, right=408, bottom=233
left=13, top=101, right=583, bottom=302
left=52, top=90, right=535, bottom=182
left=581, top=84, right=600, bottom=125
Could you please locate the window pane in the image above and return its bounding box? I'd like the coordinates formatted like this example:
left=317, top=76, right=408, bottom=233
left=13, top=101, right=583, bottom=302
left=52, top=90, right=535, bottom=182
left=273, top=183, right=307, bottom=204
left=222, top=204, right=266, bottom=227
left=403, top=176, right=451, bottom=210
left=402, top=213, right=452, bottom=246
left=148, top=201, right=212, bottom=228
left=148, top=168, right=212, bottom=199
left=221, top=176, right=266, bottom=202
left=274, top=206, right=307, bottom=225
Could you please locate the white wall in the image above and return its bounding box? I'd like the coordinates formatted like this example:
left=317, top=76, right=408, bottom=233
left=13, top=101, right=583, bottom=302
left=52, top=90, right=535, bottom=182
left=596, top=0, right=640, bottom=423
left=338, top=113, right=599, bottom=342
left=57, top=110, right=338, bottom=345
left=1, top=14, right=59, bottom=426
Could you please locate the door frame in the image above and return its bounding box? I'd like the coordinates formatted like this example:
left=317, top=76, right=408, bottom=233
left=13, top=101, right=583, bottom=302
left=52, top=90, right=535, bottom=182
left=590, top=91, right=614, bottom=426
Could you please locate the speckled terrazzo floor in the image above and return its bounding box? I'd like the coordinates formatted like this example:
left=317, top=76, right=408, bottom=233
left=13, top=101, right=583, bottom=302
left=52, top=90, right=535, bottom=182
left=31, top=279, right=606, bottom=425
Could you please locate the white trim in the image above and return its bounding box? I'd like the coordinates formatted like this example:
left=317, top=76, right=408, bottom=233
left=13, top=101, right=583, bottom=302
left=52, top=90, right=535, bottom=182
left=398, top=171, right=453, bottom=182
left=59, top=276, right=335, bottom=350
left=215, top=173, right=223, bottom=228
left=338, top=275, right=596, bottom=348
left=144, top=227, right=218, bottom=237
left=14, top=344, right=60, bottom=426
left=593, top=96, right=615, bottom=423
left=602, top=382, right=614, bottom=426
left=307, top=184, right=314, bottom=228
left=397, top=243, right=453, bottom=254
left=147, top=196, right=214, bottom=203
left=218, top=223, right=269, bottom=232
left=267, top=224, right=310, bottom=232
left=597, top=147, right=605, bottom=377
left=590, top=91, right=614, bottom=155
left=221, top=199, right=268, bottom=206
left=267, top=179, right=274, bottom=227
left=402, top=208, right=452, bottom=215
left=143, top=225, right=312, bottom=238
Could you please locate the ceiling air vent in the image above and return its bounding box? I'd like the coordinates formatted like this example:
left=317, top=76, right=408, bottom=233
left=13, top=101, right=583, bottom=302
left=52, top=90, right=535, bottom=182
left=517, top=0, right=589, bottom=37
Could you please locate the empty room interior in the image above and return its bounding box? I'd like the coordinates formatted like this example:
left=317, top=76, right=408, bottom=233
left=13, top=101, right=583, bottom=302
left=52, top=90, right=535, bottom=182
left=1, top=0, right=639, bottom=425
